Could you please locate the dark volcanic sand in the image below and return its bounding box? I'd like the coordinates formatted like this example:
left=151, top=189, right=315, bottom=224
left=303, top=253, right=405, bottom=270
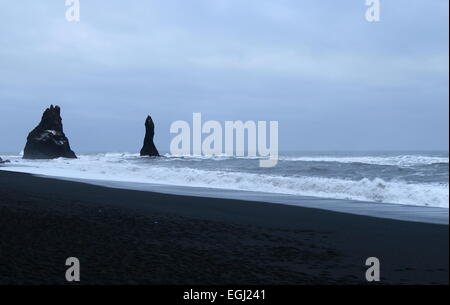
left=0, top=171, right=448, bottom=285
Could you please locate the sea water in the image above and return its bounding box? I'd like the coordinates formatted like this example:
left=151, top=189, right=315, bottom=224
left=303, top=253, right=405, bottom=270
left=1, top=151, right=448, bottom=209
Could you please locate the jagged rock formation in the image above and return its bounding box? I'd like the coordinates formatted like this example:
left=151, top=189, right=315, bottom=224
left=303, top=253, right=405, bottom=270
left=23, top=105, right=77, bottom=159
left=0, top=157, right=10, bottom=164
left=140, top=115, right=160, bottom=157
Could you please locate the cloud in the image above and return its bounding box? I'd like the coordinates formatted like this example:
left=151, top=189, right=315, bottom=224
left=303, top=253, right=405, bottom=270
left=0, top=0, right=448, bottom=152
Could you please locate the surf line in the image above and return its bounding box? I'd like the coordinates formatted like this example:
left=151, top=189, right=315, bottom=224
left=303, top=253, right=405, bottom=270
left=170, top=113, right=279, bottom=168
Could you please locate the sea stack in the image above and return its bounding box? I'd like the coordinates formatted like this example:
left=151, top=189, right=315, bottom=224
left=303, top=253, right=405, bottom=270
left=140, top=115, right=160, bottom=157
left=23, top=105, right=77, bottom=159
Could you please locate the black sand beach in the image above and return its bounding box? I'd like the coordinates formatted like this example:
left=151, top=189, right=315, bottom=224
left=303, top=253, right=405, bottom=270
left=0, top=170, right=448, bottom=285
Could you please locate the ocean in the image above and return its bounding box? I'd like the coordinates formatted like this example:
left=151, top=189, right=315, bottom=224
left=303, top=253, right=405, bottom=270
left=0, top=151, right=448, bottom=210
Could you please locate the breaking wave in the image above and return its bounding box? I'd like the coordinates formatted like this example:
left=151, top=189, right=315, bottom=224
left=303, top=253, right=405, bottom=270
left=278, top=155, right=449, bottom=167
left=0, top=153, right=448, bottom=208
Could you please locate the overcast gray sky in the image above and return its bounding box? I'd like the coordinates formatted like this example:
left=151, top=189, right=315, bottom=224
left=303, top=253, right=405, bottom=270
left=0, top=0, right=448, bottom=153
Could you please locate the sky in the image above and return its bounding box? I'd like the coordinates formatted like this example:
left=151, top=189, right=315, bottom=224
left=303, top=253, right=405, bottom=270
left=0, top=0, right=448, bottom=153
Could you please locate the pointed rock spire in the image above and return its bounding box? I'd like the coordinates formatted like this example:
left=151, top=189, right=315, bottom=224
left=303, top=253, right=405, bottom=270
left=140, top=115, right=160, bottom=157
left=23, top=105, right=77, bottom=159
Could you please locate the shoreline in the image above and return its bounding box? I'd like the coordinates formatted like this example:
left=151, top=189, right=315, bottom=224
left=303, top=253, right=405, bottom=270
left=1, top=167, right=448, bottom=225
left=0, top=170, right=448, bottom=284
left=58, top=177, right=450, bottom=225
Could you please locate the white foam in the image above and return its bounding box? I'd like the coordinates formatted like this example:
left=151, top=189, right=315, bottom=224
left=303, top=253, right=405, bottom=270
left=279, top=155, right=449, bottom=167
left=1, top=153, right=448, bottom=208
left=164, top=153, right=449, bottom=167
